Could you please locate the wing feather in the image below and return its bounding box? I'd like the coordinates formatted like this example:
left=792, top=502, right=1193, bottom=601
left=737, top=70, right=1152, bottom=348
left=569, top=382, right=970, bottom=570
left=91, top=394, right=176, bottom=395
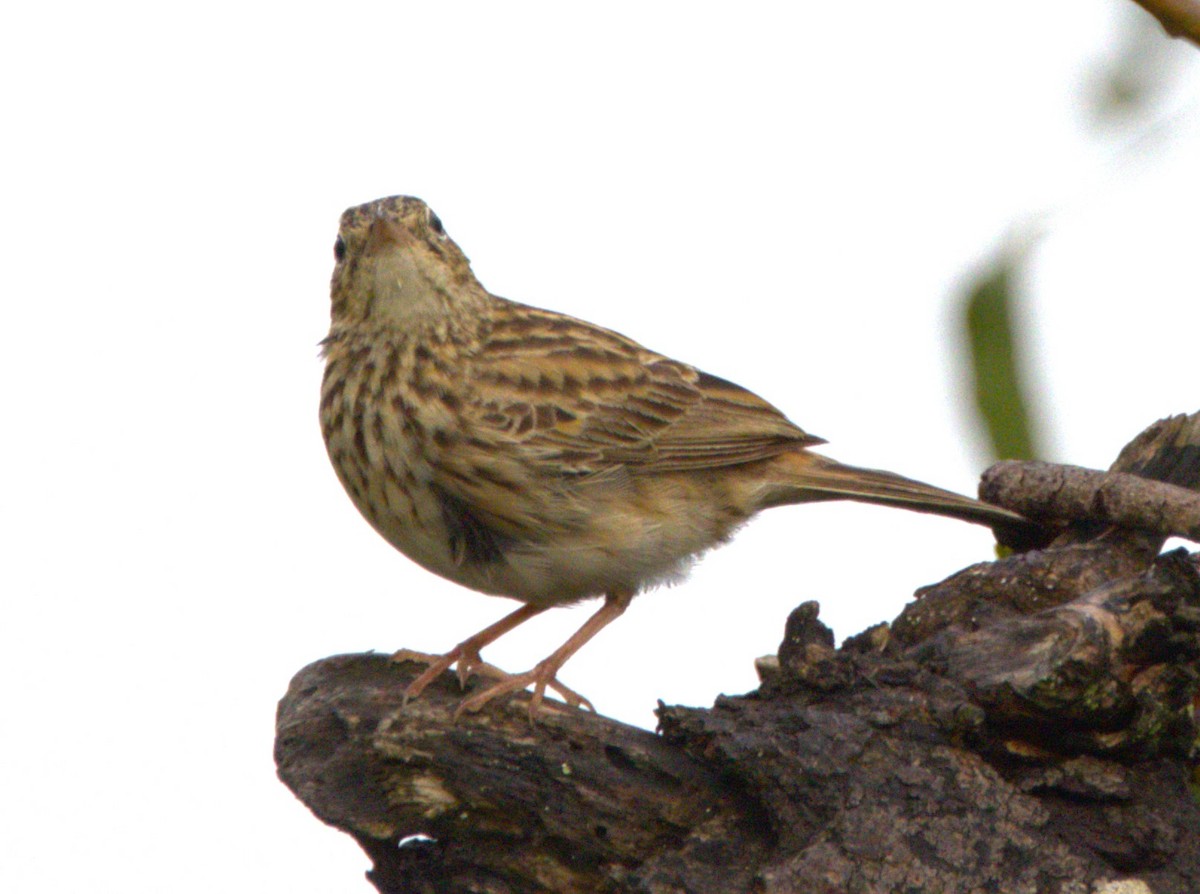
left=463, top=302, right=822, bottom=476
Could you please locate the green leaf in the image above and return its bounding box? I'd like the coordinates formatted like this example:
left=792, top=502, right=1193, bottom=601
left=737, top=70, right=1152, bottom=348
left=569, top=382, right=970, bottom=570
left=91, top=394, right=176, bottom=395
left=962, top=256, right=1043, bottom=462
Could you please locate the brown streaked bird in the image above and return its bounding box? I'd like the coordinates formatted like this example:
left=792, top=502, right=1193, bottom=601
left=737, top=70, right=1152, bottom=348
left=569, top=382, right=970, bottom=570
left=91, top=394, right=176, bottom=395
left=320, top=195, right=1029, bottom=717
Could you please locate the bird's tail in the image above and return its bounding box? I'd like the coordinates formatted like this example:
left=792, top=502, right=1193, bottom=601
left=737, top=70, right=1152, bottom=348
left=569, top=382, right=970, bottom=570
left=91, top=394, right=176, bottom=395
left=757, top=450, right=1031, bottom=534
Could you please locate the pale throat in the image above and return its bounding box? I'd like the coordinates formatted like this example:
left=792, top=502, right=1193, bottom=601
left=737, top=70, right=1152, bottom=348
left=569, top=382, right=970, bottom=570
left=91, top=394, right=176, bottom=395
left=368, top=252, right=457, bottom=327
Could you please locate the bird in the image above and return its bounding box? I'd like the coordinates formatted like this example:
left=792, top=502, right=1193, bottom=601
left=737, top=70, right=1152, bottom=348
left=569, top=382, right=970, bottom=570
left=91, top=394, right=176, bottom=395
left=319, top=195, right=1031, bottom=718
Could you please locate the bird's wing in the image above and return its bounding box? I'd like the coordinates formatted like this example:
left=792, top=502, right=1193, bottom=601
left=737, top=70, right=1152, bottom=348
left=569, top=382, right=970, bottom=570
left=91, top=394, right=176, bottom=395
left=463, top=302, right=823, bottom=477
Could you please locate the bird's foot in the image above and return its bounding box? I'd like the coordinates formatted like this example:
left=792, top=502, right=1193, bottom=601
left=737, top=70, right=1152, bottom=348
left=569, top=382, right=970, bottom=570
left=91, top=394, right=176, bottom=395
left=393, top=646, right=504, bottom=703
left=392, top=591, right=629, bottom=720
left=454, top=658, right=595, bottom=720
left=394, top=647, right=591, bottom=717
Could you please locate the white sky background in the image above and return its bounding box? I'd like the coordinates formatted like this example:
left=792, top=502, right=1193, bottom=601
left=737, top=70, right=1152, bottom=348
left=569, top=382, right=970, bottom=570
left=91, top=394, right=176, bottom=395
left=3, top=2, right=1198, bottom=891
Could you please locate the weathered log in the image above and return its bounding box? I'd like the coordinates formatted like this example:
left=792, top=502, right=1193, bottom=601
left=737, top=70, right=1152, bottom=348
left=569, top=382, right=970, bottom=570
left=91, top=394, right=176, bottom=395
left=276, top=412, right=1200, bottom=893
left=275, top=653, right=770, bottom=893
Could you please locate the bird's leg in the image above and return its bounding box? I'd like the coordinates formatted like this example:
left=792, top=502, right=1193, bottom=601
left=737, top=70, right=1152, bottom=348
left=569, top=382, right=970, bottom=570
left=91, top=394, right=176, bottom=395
left=455, top=588, right=634, bottom=720
left=396, top=602, right=547, bottom=703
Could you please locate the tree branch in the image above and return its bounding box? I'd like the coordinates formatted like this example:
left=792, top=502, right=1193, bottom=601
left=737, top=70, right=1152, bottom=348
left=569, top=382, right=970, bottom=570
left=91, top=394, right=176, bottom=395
left=981, top=461, right=1200, bottom=542
left=1132, top=0, right=1200, bottom=45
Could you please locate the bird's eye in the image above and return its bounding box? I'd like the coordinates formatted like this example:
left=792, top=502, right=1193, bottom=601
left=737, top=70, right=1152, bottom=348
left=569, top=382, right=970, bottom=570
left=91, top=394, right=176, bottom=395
left=427, top=210, right=445, bottom=237
left=333, top=236, right=347, bottom=262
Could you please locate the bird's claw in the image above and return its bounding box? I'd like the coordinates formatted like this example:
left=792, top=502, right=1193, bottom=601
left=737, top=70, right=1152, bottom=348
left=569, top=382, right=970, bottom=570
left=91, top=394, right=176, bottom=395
left=453, top=659, right=594, bottom=720
left=393, top=647, right=591, bottom=719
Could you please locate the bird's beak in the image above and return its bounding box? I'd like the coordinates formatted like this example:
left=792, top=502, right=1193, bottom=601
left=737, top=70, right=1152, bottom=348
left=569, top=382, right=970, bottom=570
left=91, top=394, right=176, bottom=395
left=364, top=216, right=411, bottom=255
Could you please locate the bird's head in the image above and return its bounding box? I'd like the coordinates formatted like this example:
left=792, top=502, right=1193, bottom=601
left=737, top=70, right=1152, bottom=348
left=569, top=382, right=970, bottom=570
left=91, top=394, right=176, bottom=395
left=329, top=195, right=483, bottom=328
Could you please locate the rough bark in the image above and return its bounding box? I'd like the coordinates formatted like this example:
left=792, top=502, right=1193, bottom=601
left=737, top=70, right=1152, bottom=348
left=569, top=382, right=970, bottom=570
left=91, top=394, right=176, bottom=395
left=276, top=413, right=1200, bottom=893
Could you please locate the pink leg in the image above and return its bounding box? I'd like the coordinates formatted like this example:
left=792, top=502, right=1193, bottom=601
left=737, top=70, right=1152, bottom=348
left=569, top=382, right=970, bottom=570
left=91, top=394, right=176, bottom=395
left=455, top=588, right=634, bottom=720
left=395, top=601, right=546, bottom=703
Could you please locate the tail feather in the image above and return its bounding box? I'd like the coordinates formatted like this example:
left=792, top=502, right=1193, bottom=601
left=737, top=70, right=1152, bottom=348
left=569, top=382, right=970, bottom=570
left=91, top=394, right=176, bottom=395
left=759, top=451, right=1030, bottom=532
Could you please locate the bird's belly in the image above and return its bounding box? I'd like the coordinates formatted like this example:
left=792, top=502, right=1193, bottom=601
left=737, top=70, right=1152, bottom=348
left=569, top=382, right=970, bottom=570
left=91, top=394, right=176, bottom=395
left=324, top=379, right=745, bottom=607
left=465, top=479, right=743, bottom=608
